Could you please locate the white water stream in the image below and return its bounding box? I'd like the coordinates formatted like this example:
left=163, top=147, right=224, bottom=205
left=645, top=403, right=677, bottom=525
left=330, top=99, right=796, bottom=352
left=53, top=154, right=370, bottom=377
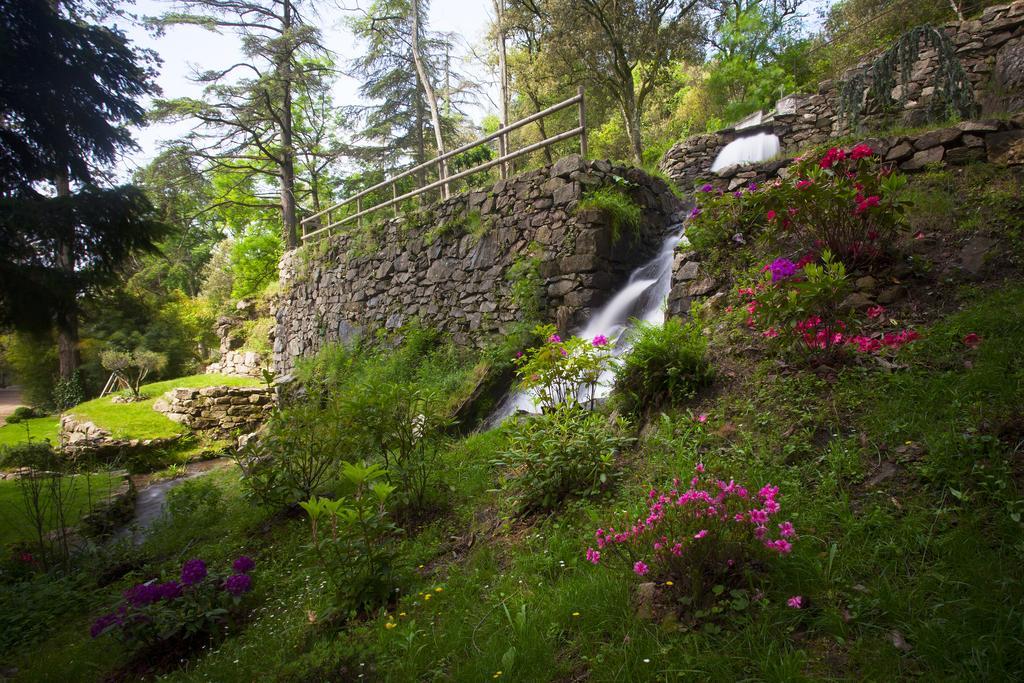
left=486, top=228, right=684, bottom=427
left=710, top=132, right=781, bottom=172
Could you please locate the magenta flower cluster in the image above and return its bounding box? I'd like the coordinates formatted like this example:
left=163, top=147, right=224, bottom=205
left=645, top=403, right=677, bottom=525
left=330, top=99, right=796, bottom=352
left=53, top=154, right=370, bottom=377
left=585, top=464, right=796, bottom=578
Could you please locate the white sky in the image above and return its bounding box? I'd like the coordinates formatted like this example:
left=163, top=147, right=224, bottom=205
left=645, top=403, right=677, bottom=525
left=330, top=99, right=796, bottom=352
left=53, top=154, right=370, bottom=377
left=117, top=0, right=498, bottom=176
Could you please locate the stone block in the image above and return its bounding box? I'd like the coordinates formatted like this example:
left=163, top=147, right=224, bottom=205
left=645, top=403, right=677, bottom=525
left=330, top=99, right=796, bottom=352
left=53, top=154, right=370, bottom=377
left=900, top=146, right=945, bottom=170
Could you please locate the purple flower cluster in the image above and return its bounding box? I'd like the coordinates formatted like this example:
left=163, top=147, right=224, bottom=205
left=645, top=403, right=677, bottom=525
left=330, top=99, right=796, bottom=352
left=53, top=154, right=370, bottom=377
left=91, top=556, right=257, bottom=641
left=233, top=555, right=256, bottom=573
left=767, top=258, right=798, bottom=283
left=700, top=183, right=714, bottom=192
left=591, top=334, right=609, bottom=347
left=224, top=573, right=253, bottom=596
left=124, top=580, right=182, bottom=607
left=181, top=558, right=207, bottom=585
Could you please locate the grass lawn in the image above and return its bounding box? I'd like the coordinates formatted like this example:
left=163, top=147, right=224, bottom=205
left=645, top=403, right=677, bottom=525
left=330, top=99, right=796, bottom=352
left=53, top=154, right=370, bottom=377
left=0, top=472, right=124, bottom=547
left=0, top=374, right=261, bottom=447
left=0, top=416, right=59, bottom=448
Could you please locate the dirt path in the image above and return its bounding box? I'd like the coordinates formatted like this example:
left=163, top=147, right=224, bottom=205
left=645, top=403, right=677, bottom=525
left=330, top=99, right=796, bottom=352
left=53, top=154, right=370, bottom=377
left=0, top=385, right=25, bottom=425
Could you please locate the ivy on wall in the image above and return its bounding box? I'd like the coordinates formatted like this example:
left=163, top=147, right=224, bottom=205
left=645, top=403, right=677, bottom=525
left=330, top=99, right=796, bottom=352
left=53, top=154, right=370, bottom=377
left=838, top=25, right=976, bottom=129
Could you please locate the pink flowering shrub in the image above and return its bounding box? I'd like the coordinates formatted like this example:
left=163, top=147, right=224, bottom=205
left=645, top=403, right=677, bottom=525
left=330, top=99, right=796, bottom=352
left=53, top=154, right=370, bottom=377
left=739, top=250, right=920, bottom=361
left=586, top=464, right=796, bottom=605
left=685, top=144, right=909, bottom=267
left=513, top=323, right=613, bottom=411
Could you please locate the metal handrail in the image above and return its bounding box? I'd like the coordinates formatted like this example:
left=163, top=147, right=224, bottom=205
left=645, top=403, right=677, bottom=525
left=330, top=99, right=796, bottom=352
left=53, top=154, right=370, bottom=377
left=301, top=86, right=588, bottom=241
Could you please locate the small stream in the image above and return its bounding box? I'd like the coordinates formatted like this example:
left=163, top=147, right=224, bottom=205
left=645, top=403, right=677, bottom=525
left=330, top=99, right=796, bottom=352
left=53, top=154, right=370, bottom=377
left=116, top=458, right=231, bottom=545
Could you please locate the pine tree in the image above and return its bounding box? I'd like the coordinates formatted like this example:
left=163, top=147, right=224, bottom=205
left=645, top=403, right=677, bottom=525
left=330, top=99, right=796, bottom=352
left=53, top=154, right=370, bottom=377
left=0, top=0, right=166, bottom=379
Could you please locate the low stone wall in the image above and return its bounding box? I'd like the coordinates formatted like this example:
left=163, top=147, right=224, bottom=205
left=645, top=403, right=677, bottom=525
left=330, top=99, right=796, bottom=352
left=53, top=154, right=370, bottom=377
left=661, top=1, right=1024, bottom=191
left=666, top=116, right=1024, bottom=318
left=275, top=155, right=684, bottom=375
left=60, top=414, right=181, bottom=456
left=153, top=386, right=275, bottom=439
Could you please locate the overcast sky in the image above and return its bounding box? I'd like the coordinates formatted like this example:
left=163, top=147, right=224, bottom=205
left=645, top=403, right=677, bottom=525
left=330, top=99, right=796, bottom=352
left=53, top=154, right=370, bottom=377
left=117, top=0, right=498, bottom=176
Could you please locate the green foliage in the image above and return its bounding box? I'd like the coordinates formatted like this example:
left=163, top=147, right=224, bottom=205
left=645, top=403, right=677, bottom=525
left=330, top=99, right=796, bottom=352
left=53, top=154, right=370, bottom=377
left=301, top=462, right=400, bottom=615
left=100, top=348, right=168, bottom=399
left=239, top=317, right=275, bottom=356
left=0, top=573, right=94, bottom=654
left=52, top=370, right=85, bottom=412
left=230, top=226, right=283, bottom=301
left=235, top=400, right=344, bottom=508
left=166, top=478, right=225, bottom=523
left=614, top=318, right=712, bottom=417
left=2, top=331, right=57, bottom=409
left=576, top=185, right=642, bottom=243
left=495, top=405, right=632, bottom=515
left=5, top=406, right=44, bottom=424
left=513, top=324, right=613, bottom=411
left=506, top=247, right=543, bottom=326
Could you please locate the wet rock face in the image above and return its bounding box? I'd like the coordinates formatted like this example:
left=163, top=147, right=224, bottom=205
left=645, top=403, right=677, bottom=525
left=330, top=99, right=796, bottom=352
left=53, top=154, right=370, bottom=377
left=274, top=156, right=684, bottom=375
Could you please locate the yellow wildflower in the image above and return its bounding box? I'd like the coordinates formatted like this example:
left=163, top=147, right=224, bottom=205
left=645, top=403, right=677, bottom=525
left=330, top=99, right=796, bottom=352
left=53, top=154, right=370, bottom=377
left=385, top=622, right=397, bottom=630
left=435, top=587, right=443, bottom=593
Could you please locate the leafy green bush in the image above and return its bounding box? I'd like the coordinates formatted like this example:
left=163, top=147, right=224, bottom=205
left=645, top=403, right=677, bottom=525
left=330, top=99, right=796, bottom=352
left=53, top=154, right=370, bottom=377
left=339, top=381, right=452, bottom=518
left=165, top=477, right=224, bottom=522
left=5, top=406, right=45, bottom=424
left=301, top=462, right=399, bottom=616
left=576, top=185, right=642, bottom=243
left=233, top=400, right=345, bottom=508
left=495, top=405, right=632, bottom=515
left=614, top=318, right=713, bottom=416
left=52, top=370, right=85, bottom=411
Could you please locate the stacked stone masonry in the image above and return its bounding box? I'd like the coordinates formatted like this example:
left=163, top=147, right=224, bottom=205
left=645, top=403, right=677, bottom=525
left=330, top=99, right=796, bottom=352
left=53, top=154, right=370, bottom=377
left=275, top=155, right=684, bottom=375
left=205, top=316, right=271, bottom=378
left=660, top=1, right=1024, bottom=190
left=665, top=115, right=1024, bottom=319
left=153, top=386, right=275, bottom=439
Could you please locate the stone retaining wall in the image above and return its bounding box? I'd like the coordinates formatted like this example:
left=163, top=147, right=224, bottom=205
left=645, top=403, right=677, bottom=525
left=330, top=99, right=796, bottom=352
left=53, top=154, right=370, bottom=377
left=275, top=155, right=684, bottom=375
left=153, top=386, right=275, bottom=439
left=660, top=1, right=1024, bottom=191
left=205, top=316, right=271, bottom=378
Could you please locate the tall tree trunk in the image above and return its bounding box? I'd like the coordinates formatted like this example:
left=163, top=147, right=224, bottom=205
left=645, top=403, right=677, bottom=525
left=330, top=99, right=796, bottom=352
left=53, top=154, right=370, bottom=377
left=620, top=88, right=644, bottom=164
left=279, top=0, right=299, bottom=248
left=493, top=0, right=510, bottom=177
left=410, top=0, right=449, bottom=198
left=53, top=170, right=79, bottom=380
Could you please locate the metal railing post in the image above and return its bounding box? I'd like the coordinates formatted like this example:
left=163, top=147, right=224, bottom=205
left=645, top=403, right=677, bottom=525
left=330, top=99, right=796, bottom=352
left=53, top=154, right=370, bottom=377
left=498, top=133, right=508, bottom=179
left=578, top=85, right=588, bottom=159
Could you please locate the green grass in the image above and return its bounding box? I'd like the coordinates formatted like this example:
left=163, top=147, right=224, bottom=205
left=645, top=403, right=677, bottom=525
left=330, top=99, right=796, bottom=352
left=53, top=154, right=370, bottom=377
left=0, top=375, right=259, bottom=448
left=0, top=472, right=123, bottom=547
left=0, top=416, right=59, bottom=447
left=5, top=285, right=1024, bottom=681
left=576, top=186, right=642, bottom=243
left=68, top=374, right=259, bottom=441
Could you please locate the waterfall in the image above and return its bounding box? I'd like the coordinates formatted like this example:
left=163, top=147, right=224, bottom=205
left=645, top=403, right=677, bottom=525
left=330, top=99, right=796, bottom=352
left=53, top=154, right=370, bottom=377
left=485, top=228, right=684, bottom=427
left=710, top=132, right=780, bottom=172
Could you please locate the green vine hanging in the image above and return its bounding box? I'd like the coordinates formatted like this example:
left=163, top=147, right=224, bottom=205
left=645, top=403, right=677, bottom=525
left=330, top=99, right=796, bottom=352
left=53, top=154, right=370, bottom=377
left=838, top=25, right=976, bottom=129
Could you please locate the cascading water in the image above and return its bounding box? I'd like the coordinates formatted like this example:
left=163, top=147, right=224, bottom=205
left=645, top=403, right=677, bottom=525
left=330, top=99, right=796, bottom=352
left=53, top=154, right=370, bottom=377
left=710, top=132, right=780, bottom=172
left=485, top=228, right=684, bottom=427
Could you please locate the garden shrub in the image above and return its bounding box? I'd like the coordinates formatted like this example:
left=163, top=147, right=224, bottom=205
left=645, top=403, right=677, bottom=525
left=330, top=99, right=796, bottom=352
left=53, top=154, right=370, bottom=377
left=339, top=381, right=452, bottom=518
left=585, top=463, right=796, bottom=607
left=0, top=572, right=93, bottom=653
left=233, top=399, right=345, bottom=508
left=90, top=555, right=256, bottom=653
left=165, top=477, right=224, bottom=522
left=738, top=250, right=919, bottom=361
left=5, top=406, right=44, bottom=424
left=513, top=324, right=613, bottom=411
left=301, top=462, right=399, bottom=616
left=495, top=405, right=632, bottom=515
left=686, top=143, right=910, bottom=266
left=614, top=318, right=713, bottom=416
left=576, top=185, right=642, bottom=243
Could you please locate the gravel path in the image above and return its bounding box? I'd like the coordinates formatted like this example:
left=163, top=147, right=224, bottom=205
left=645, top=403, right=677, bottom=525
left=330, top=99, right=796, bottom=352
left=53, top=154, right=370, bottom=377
left=0, top=385, right=26, bottom=425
